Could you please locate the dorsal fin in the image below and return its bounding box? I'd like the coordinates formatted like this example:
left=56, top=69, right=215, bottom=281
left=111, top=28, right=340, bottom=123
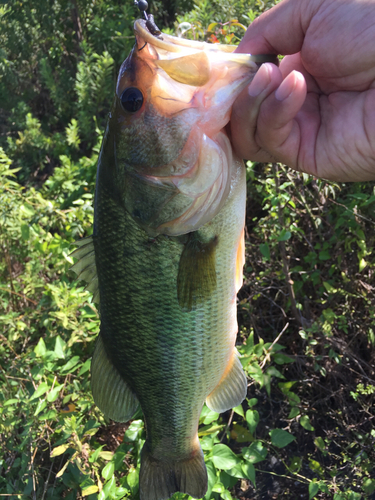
left=70, top=236, right=100, bottom=305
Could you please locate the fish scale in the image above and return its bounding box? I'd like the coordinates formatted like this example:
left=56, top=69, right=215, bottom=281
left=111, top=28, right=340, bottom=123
left=71, top=17, right=277, bottom=500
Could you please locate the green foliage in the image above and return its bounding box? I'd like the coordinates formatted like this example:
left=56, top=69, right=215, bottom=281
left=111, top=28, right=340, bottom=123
left=0, top=0, right=136, bottom=183
left=1, top=0, right=375, bottom=499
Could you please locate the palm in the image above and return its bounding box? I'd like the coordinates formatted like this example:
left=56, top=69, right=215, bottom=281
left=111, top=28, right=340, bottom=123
left=281, top=51, right=375, bottom=180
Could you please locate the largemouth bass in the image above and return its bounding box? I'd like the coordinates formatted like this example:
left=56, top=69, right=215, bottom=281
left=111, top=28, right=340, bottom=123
left=72, top=18, right=277, bottom=500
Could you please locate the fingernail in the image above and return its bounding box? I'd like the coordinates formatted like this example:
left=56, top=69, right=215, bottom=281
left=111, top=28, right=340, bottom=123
left=248, top=63, right=271, bottom=97
left=275, top=71, right=297, bottom=101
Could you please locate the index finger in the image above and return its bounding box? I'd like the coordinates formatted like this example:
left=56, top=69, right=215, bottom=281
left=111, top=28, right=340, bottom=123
left=235, top=0, right=319, bottom=55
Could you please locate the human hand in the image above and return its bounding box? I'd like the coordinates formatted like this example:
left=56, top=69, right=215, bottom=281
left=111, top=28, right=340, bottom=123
left=231, top=0, right=375, bottom=182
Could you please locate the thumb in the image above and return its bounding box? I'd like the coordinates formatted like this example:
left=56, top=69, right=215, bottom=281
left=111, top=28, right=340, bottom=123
left=236, top=0, right=312, bottom=55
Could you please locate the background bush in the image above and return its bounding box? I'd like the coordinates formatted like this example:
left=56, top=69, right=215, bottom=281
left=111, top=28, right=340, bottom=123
left=0, top=1, right=374, bottom=499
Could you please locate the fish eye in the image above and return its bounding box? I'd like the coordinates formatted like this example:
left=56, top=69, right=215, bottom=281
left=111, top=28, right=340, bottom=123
left=120, top=87, right=144, bottom=113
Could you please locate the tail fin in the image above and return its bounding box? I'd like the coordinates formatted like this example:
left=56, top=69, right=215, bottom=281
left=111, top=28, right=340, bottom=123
left=139, top=441, right=207, bottom=500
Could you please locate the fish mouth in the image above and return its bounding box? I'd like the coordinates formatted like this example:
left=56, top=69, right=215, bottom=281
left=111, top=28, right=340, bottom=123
left=134, top=19, right=278, bottom=67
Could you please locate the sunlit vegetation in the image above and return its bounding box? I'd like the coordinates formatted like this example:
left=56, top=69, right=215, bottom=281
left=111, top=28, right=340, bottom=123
left=1, top=1, right=374, bottom=499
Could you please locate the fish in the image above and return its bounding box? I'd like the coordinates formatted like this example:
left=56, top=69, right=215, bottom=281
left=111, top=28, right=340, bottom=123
left=71, top=18, right=277, bottom=500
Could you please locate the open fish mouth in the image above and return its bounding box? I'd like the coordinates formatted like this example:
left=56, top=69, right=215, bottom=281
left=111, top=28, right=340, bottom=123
left=113, top=19, right=279, bottom=237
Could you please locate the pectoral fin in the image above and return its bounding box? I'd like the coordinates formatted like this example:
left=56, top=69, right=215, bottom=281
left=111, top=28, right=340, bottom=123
left=91, top=335, right=139, bottom=422
left=157, top=52, right=210, bottom=86
left=177, top=233, right=217, bottom=311
left=206, top=350, right=247, bottom=413
left=70, top=236, right=100, bottom=305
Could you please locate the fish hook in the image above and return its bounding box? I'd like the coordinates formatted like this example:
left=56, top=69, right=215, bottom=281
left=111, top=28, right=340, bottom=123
left=134, top=0, right=163, bottom=39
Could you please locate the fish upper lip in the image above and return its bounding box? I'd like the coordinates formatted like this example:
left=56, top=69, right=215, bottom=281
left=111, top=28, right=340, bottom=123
left=134, top=18, right=278, bottom=67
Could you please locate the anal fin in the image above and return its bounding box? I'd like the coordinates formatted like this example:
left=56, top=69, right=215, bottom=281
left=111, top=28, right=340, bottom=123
left=235, top=228, right=245, bottom=292
left=206, top=350, right=247, bottom=413
left=91, top=335, right=139, bottom=422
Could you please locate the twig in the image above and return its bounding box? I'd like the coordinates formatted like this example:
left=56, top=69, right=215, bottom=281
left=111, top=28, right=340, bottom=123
left=328, top=198, right=375, bottom=225
left=0, top=286, right=38, bottom=306
left=260, top=322, right=289, bottom=369
left=220, top=409, right=234, bottom=443
left=41, top=431, right=53, bottom=500
left=273, top=164, right=306, bottom=327
left=30, top=441, right=37, bottom=500
left=1, top=238, right=17, bottom=310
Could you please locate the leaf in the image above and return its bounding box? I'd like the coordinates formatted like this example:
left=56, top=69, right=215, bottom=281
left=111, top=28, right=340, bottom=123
left=308, top=481, right=319, bottom=499
left=241, top=462, right=256, bottom=486
left=319, top=250, right=330, bottom=260
left=228, top=21, right=247, bottom=30
left=127, top=467, right=139, bottom=489
left=200, top=405, right=220, bottom=424
left=270, top=429, right=295, bottom=448
left=99, top=451, right=114, bottom=461
left=363, top=478, right=375, bottom=495
left=277, top=230, right=291, bottom=241
left=314, top=437, right=326, bottom=451
left=211, top=444, right=241, bottom=469
left=78, top=358, right=91, bottom=376
left=124, top=419, right=143, bottom=441
left=259, top=243, right=270, bottom=261
left=54, top=335, right=66, bottom=359
left=300, top=415, right=315, bottom=431
left=247, top=398, right=258, bottom=408
left=221, top=490, right=233, bottom=500
left=288, top=407, right=300, bottom=419
left=29, top=382, right=49, bottom=401
left=242, top=441, right=267, bottom=464
left=230, top=424, right=252, bottom=443
left=38, top=409, right=57, bottom=420
left=102, top=461, right=115, bottom=480
left=82, top=485, right=99, bottom=496
left=47, top=384, right=64, bottom=402
left=20, top=203, right=35, bottom=217
left=103, top=476, right=116, bottom=496
left=60, top=356, right=81, bottom=374
left=34, top=338, right=46, bottom=357
left=207, top=22, right=218, bottom=32
left=51, top=443, right=70, bottom=457
left=289, top=456, right=302, bottom=473
left=21, top=223, right=30, bottom=240
left=4, top=399, right=19, bottom=406
left=56, top=459, right=71, bottom=478
left=114, top=487, right=128, bottom=498
left=225, top=463, right=246, bottom=478
left=233, top=404, right=244, bottom=417
left=34, top=400, right=47, bottom=416
left=323, top=281, right=337, bottom=293
left=273, top=353, right=294, bottom=365
left=359, top=257, right=367, bottom=272
left=245, top=410, right=259, bottom=434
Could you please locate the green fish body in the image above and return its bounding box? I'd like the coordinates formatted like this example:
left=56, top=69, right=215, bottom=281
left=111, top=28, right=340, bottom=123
left=72, top=19, right=273, bottom=500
